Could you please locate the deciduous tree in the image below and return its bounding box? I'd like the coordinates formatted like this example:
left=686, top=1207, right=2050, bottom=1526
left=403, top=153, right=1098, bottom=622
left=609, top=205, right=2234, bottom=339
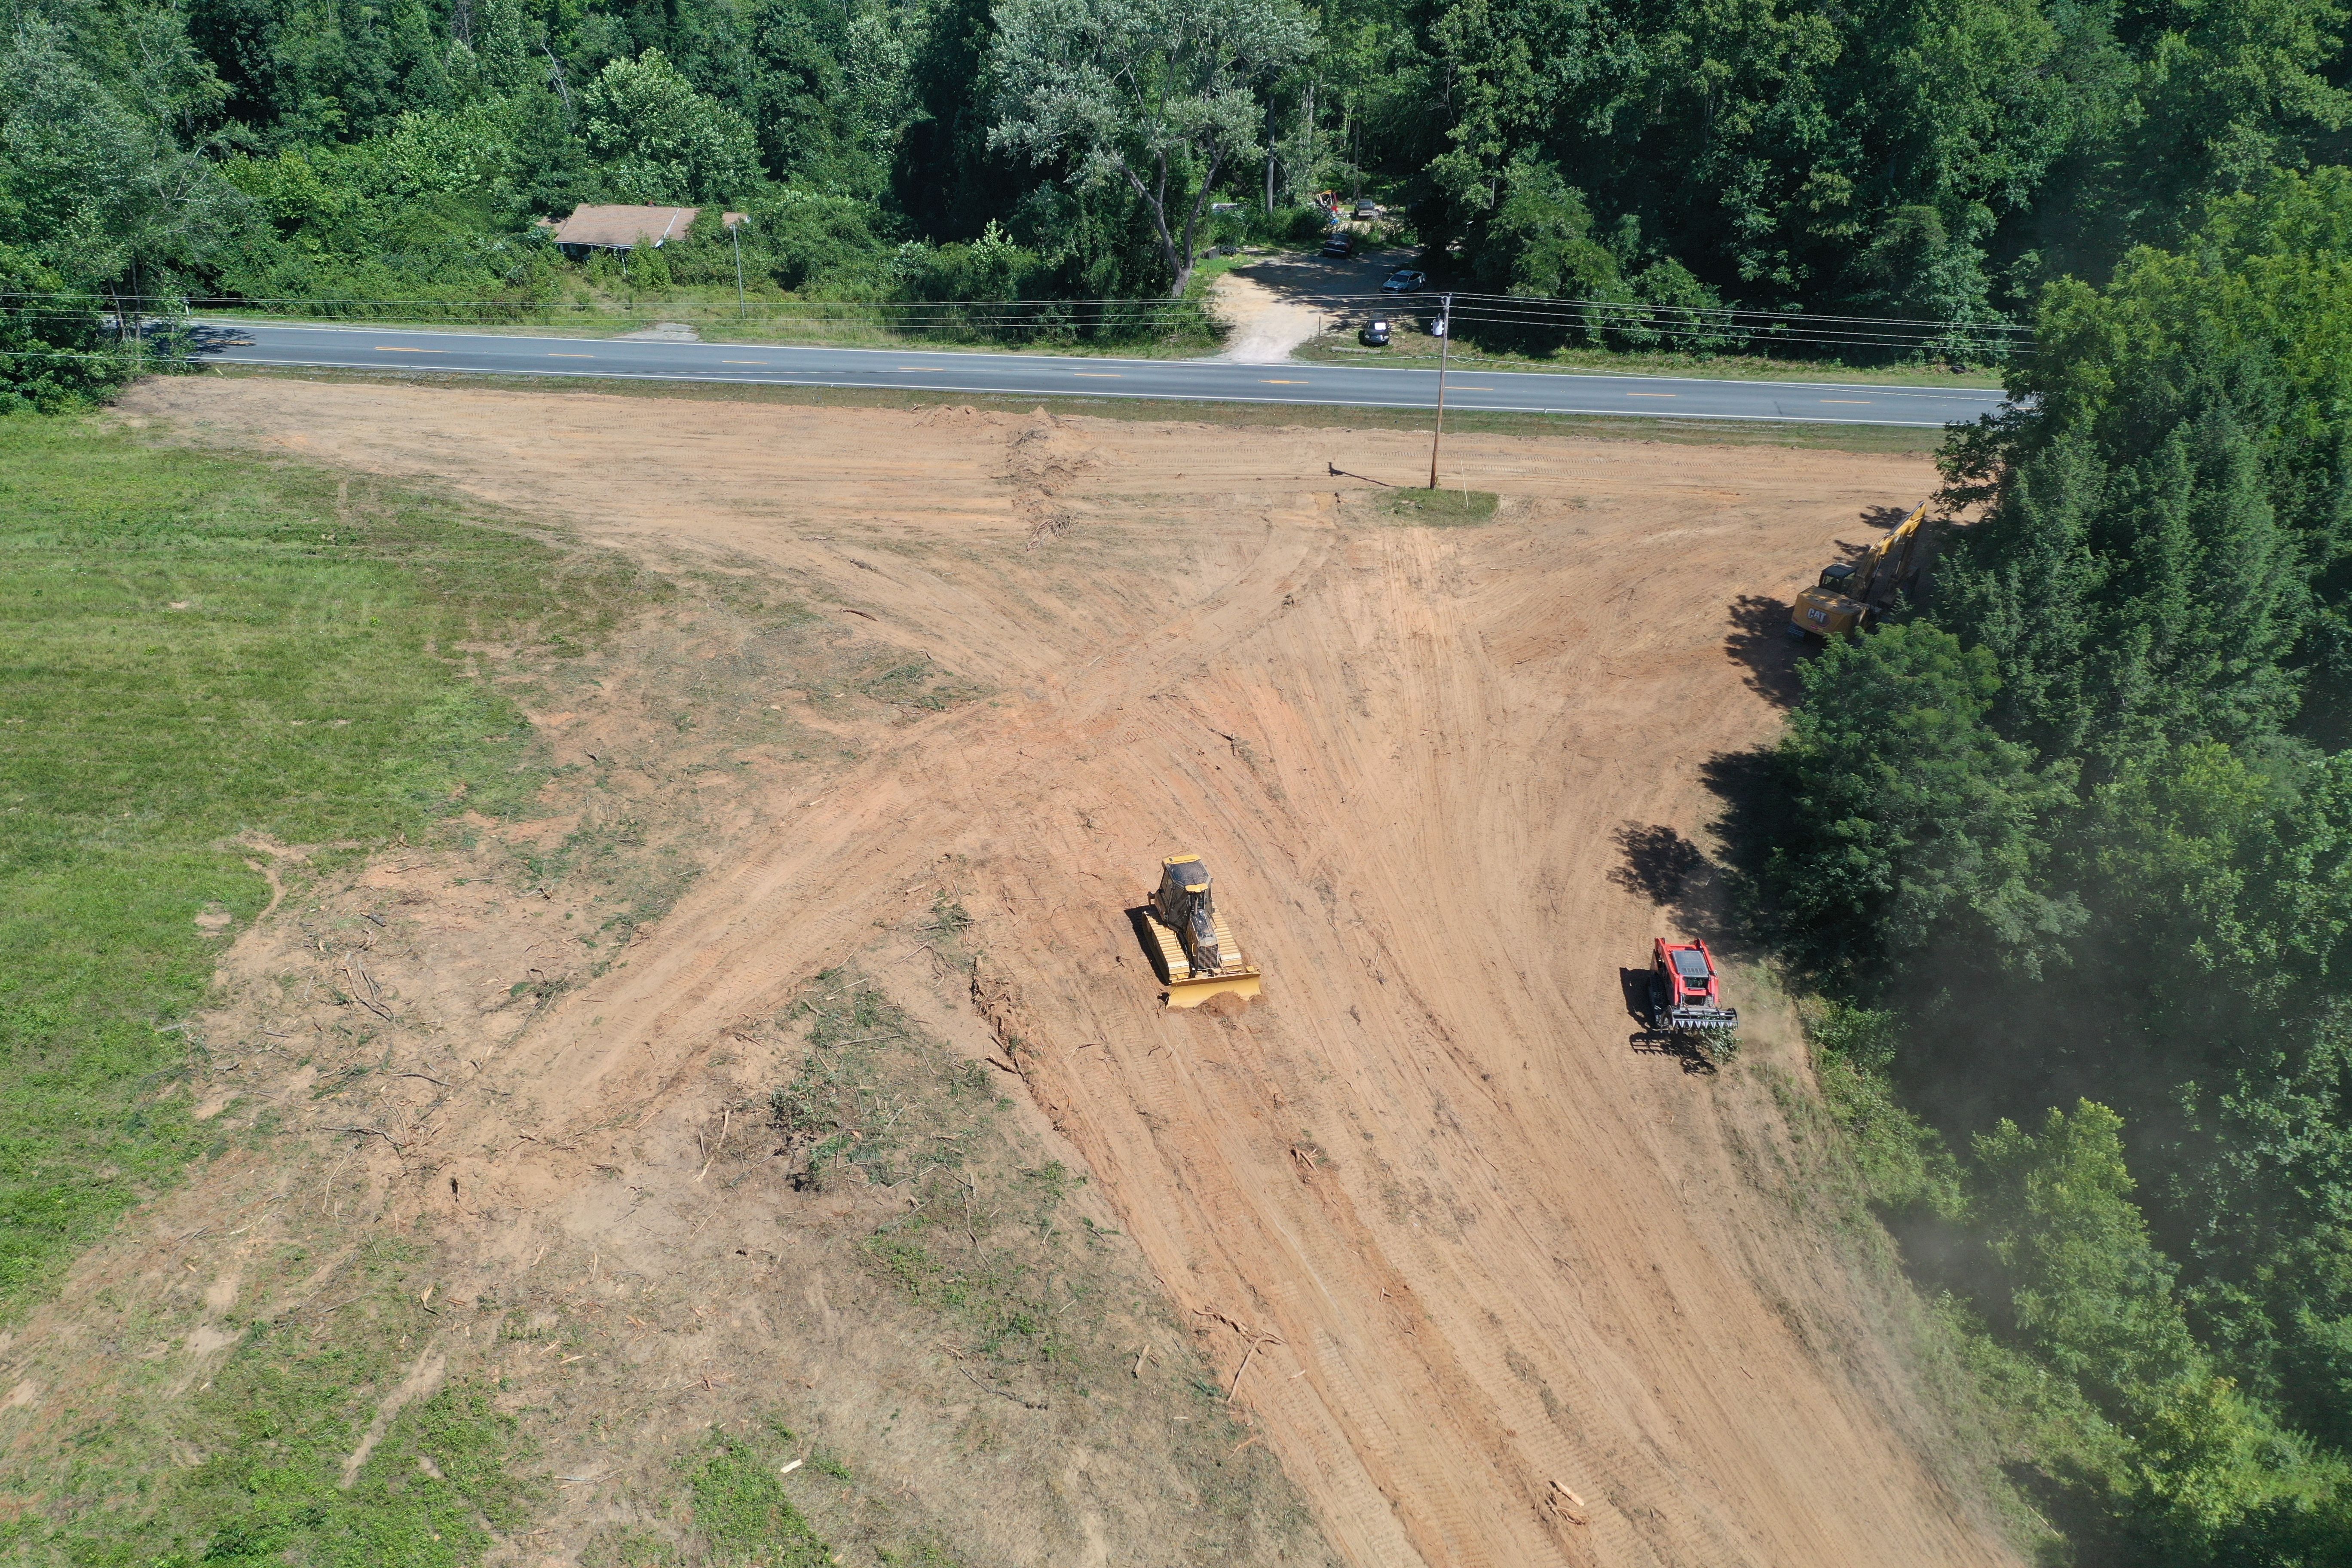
left=989, top=0, right=1314, bottom=295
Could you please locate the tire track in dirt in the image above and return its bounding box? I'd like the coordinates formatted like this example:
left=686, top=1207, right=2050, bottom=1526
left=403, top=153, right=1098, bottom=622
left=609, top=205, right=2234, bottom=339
left=958, top=535, right=1750, bottom=1566
left=119, top=380, right=2017, bottom=1568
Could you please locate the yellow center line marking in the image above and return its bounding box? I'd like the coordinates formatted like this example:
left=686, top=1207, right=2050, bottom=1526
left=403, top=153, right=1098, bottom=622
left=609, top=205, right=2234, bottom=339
left=375, top=346, right=448, bottom=353
left=547, top=352, right=593, bottom=358
left=1260, top=378, right=1306, bottom=384
left=721, top=359, right=766, bottom=364
left=1625, top=391, right=1675, bottom=397
left=1071, top=372, right=1122, bottom=377
left=1819, top=398, right=1871, bottom=404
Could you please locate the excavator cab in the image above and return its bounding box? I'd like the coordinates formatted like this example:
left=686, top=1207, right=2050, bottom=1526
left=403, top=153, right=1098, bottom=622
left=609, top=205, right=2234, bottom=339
left=1792, top=573, right=1867, bottom=639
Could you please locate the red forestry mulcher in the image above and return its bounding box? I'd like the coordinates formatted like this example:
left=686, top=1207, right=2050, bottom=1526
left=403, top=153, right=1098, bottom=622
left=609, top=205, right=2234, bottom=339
left=1649, top=937, right=1739, bottom=1051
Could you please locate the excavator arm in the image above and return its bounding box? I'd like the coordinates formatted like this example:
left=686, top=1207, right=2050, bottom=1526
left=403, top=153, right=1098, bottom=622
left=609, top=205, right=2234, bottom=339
left=1789, top=500, right=1930, bottom=638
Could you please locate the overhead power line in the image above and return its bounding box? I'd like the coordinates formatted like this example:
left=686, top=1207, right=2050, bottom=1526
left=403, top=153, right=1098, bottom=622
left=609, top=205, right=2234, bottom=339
left=1316, top=290, right=2032, bottom=357
left=2, top=287, right=2028, bottom=349
left=3, top=287, right=2028, bottom=364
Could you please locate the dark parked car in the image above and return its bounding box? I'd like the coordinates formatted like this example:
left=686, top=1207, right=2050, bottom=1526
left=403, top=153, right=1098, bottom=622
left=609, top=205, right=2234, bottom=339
left=1360, top=318, right=1391, bottom=346
left=1320, top=231, right=1354, bottom=258
left=1381, top=269, right=1427, bottom=293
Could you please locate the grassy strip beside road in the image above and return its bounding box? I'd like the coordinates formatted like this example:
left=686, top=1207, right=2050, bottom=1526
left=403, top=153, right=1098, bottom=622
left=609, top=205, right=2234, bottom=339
left=0, top=418, right=634, bottom=1312
left=181, top=291, right=1224, bottom=359
left=1295, top=328, right=2008, bottom=389
left=208, top=365, right=1948, bottom=456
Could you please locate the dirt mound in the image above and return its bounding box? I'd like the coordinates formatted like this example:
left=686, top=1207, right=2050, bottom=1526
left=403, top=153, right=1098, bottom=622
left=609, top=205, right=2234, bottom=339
left=101, top=377, right=2017, bottom=1566
left=1001, top=415, right=1099, bottom=548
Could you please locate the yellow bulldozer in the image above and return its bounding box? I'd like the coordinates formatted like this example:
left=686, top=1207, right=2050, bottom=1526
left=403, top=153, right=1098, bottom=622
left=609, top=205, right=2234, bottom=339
left=1789, top=500, right=1932, bottom=638
left=1142, top=854, right=1262, bottom=1008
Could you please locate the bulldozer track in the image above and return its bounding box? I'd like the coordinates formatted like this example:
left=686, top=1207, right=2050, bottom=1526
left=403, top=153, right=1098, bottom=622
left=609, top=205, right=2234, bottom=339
left=125, top=379, right=2020, bottom=1568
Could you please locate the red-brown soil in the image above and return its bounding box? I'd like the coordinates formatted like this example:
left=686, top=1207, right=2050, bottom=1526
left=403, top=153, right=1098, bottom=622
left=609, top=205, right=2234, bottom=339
left=78, top=378, right=2014, bottom=1566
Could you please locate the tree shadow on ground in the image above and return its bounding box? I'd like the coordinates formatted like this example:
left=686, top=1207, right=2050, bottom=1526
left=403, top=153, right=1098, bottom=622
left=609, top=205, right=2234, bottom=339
left=1608, top=822, right=1709, bottom=904
left=1689, top=747, right=1795, bottom=967
left=1724, top=594, right=1810, bottom=708
left=1608, top=820, right=1735, bottom=939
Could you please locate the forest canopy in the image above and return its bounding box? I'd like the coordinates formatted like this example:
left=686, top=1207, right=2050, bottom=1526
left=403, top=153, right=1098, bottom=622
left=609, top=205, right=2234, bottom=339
left=1750, top=168, right=2352, bottom=1562
left=6, top=0, right=2350, bottom=341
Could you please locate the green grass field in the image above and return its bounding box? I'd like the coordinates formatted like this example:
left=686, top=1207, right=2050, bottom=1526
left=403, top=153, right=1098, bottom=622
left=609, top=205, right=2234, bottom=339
left=6, top=1236, right=543, bottom=1567
left=0, top=416, right=636, bottom=1314
left=1295, top=330, right=2011, bottom=388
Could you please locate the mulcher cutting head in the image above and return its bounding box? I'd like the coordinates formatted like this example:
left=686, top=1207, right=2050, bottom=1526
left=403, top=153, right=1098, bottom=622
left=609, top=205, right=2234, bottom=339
left=1652, top=936, right=1739, bottom=1032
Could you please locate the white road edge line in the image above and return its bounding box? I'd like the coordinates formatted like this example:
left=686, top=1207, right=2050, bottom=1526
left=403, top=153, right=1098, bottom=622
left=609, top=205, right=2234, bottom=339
left=201, top=320, right=2010, bottom=398
left=207, top=352, right=1960, bottom=426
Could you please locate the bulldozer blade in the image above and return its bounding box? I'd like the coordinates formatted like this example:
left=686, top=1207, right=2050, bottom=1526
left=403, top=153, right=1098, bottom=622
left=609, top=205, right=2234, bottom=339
left=1165, top=967, right=1263, bottom=1008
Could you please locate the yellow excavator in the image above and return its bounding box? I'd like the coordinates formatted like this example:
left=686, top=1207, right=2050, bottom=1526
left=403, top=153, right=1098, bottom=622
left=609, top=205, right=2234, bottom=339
left=1789, top=500, right=1932, bottom=638
left=1142, top=854, right=1262, bottom=1008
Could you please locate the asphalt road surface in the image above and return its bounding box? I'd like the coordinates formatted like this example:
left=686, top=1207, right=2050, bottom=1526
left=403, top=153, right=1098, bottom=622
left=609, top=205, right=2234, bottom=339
left=195, top=321, right=2011, bottom=429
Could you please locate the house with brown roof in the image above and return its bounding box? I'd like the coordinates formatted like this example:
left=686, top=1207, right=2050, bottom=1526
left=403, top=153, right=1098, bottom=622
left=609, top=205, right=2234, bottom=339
left=541, top=205, right=747, bottom=258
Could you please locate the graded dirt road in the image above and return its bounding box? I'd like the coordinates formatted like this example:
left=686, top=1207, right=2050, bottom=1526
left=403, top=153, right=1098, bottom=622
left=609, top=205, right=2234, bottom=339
left=1208, top=243, right=1416, bottom=361
left=121, top=379, right=2014, bottom=1567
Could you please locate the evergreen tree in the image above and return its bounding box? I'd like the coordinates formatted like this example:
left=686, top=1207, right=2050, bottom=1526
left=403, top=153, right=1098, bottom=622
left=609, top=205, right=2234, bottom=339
left=1764, top=622, right=2080, bottom=977
left=475, top=0, right=535, bottom=94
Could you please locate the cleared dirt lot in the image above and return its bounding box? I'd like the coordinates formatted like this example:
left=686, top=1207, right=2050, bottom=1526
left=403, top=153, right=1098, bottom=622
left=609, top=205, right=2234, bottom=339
left=104, top=377, right=2012, bottom=1565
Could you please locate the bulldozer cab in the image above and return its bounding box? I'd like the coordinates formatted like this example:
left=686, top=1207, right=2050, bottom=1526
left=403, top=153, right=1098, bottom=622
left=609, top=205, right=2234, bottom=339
left=1154, top=855, right=1223, bottom=973
left=1818, top=562, right=1857, bottom=592
left=1143, top=852, right=1260, bottom=1006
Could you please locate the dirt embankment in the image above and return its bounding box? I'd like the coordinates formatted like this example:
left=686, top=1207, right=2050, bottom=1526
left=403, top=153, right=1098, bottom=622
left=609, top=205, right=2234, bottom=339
left=72, top=378, right=2007, bottom=1566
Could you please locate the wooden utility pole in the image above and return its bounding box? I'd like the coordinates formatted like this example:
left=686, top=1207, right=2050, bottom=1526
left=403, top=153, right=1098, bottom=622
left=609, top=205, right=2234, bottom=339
left=732, top=218, right=747, bottom=318
left=1428, top=294, right=1453, bottom=489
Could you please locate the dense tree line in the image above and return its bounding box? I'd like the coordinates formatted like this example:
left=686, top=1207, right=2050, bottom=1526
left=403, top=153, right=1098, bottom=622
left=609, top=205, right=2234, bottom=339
left=7, top=0, right=2351, bottom=385
left=0, top=0, right=1320, bottom=354
left=1761, top=169, right=2352, bottom=1560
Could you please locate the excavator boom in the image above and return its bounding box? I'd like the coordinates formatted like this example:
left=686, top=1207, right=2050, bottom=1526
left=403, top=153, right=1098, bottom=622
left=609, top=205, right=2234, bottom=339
left=1790, top=500, right=1931, bottom=638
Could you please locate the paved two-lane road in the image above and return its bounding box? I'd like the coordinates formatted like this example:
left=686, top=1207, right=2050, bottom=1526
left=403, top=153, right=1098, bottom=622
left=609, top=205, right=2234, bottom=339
left=195, top=321, right=2010, bottom=429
